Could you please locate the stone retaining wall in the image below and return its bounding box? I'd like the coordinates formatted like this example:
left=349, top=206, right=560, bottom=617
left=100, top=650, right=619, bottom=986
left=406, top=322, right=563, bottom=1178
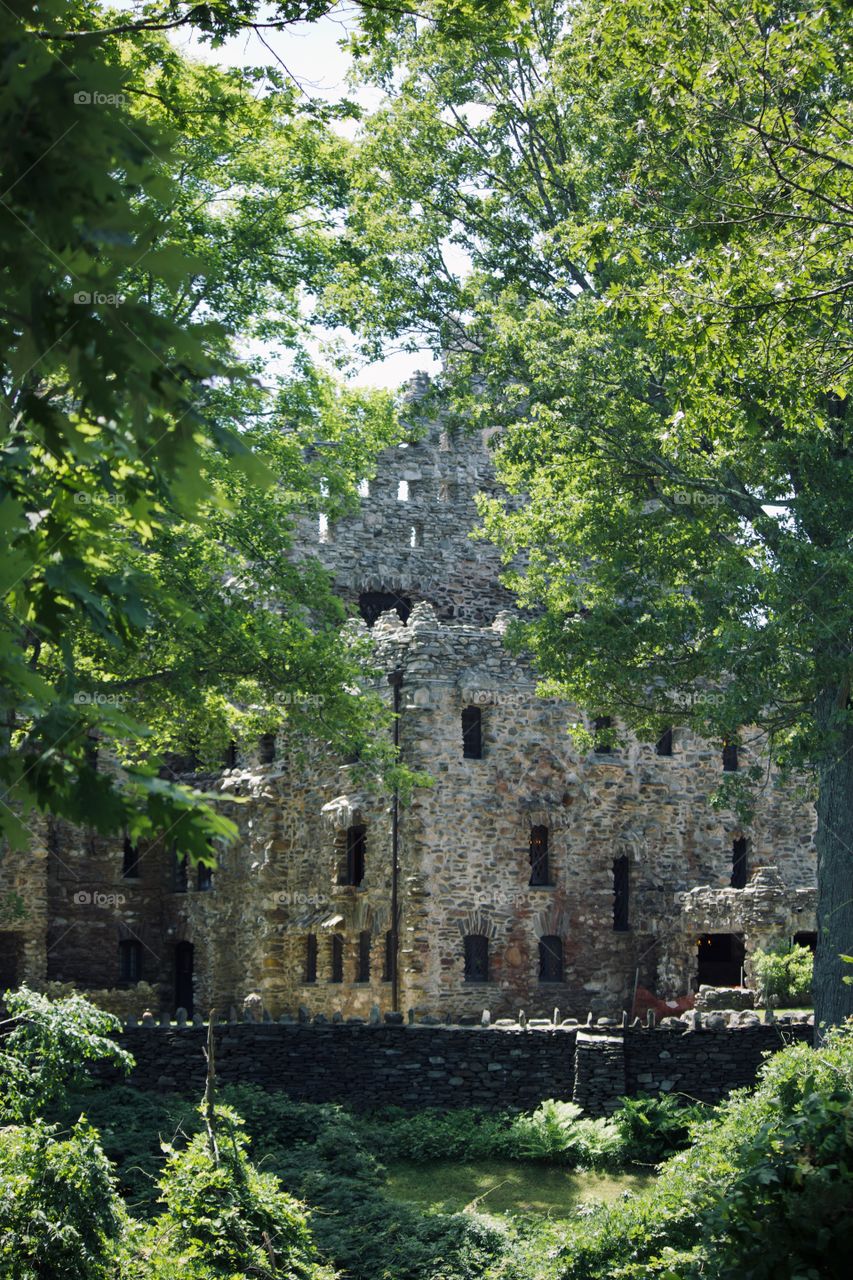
left=104, top=1017, right=813, bottom=1115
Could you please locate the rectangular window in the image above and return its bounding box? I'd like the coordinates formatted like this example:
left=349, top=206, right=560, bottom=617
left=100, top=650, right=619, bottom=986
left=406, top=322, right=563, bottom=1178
left=655, top=727, right=673, bottom=756
left=594, top=716, right=612, bottom=753
left=397, top=479, right=410, bottom=501
left=258, top=733, right=276, bottom=764
left=722, top=741, right=739, bottom=772
left=731, top=837, right=748, bottom=889
left=119, top=939, right=143, bottom=984
left=174, top=851, right=188, bottom=893
left=613, top=856, right=630, bottom=931
left=539, top=935, right=563, bottom=983
left=343, top=825, right=366, bottom=886
left=197, top=861, right=213, bottom=891
left=529, top=825, right=550, bottom=886
left=330, top=933, right=344, bottom=983
left=305, top=934, right=317, bottom=983
left=462, top=706, right=483, bottom=759
left=464, top=934, right=489, bottom=982
left=356, top=930, right=371, bottom=982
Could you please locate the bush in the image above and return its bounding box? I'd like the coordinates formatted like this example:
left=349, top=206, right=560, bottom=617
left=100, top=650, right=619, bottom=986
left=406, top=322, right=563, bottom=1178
left=0, top=1118, right=127, bottom=1280
left=612, top=1093, right=709, bottom=1165
left=146, top=1103, right=333, bottom=1280
left=555, top=1025, right=853, bottom=1280
left=505, top=1100, right=622, bottom=1167
left=752, top=942, right=813, bottom=1007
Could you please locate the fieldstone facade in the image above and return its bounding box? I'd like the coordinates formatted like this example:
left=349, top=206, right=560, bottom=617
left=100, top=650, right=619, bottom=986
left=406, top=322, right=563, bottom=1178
left=0, top=378, right=817, bottom=1022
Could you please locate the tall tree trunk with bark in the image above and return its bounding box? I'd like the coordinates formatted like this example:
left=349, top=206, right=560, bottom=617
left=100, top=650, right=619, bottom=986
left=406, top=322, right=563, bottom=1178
left=814, top=689, right=853, bottom=1039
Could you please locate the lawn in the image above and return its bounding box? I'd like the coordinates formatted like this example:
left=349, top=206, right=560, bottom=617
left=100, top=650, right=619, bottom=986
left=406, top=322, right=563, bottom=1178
left=386, top=1159, right=654, bottom=1221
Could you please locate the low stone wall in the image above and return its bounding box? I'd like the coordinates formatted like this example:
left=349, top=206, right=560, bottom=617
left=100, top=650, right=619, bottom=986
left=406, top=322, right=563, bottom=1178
left=104, top=1015, right=814, bottom=1115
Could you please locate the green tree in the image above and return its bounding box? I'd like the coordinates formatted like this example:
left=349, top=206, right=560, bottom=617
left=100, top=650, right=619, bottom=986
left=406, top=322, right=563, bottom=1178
left=332, top=0, right=853, bottom=1030
left=0, top=2, right=409, bottom=866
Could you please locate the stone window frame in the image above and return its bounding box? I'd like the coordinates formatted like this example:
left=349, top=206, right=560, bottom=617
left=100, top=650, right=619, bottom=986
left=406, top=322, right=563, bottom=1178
left=461, top=705, right=484, bottom=759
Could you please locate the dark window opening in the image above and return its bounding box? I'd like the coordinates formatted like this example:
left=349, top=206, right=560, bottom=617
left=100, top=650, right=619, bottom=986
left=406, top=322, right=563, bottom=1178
left=383, top=930, right=394, bottom=982
left=656, top=726, right=673, bottom=756
left=330, top=933, right=344, bottom=983
left=343, top=824, right=366, bottom=886
left=174, top=851, right=188, bottom=893
left=259, top=733, right=276, bottom=764
left=539, top=935, right=564, bottom=983
left=305, top=933, right=318, bottom=983
left=122, top=833, right=140, bottom=879
left=197, top=861, right=214, bottom=892
left=731, top=837, right=749, bottom=889
left=464, top=934, right=489, bottom=982
left=793, top=931, right=818, bottom=954
left=356, top=930, right=371, bottom=982
left=594, top=716, right=612, bottom=753
left=0, top=932, right=24, bottom=992
left=119, top=939, right=143, bottom=984
left=174, top=941, right=194, bottom=1015
left=462, top=706, right=483, bottom=759
left=697, top=933, right=744, bottom=987
left=224, top=739, right=237, bottom=768
left=722, top=740, right=739, bottom=772
left=613, top=855, right=630, bottom=931
left=529, top=825, right=551, bottom=886
left=358, top=591, right=412, bottom=627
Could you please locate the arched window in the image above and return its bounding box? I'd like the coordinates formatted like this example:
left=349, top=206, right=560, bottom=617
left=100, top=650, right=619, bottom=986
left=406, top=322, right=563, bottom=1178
left=461, top=706, right=483, bottom=759
left=330, top=933, right=344, bottom=983
left=356, top=930, right=371, bottom=982
left=118, top=939, right=142, bottom=984
left=731, top=837, right=748, bottom=889
left=463, top=934, right=489, bottom=982
left=343, top=825, right=366, bottom=886
left=305, top=934, right=317, bottom=984
left=613, top=856, right=630, bottom=931
left=539, top=935, right=563, bottom=983
left=529, top=826, right=550, bottom=886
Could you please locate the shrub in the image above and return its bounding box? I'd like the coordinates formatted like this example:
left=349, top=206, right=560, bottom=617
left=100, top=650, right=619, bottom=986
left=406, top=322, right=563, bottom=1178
left=556, top=1024, right=853, bottom=1280
left=612, top=1093, right=709, bottom=1165
left=150, top=1103, right=333, bottom=1280
left=0, top=1118, right=127, bottom=1280
left=752, top=942, right=813, bottom=1007
left=506, top=1099, right=622, bottom=1166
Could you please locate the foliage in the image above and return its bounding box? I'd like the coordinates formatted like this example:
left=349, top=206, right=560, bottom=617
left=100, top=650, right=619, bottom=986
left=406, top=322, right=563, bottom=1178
left=752, top=943, right=814, bottom=1009
left=611, top=1093, right=709, bottom=1166
left=554, top=1026, right=853, bottom=1280
left=142, top=1103, right=333, bottom=1280
left=0, top=1117, right=128, bottom=1280
left=0, top=984, right=132, bottom=1121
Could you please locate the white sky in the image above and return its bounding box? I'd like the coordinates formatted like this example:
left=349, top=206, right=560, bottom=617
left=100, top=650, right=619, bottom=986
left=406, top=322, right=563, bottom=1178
left=166, top=2, right=443, bottom=390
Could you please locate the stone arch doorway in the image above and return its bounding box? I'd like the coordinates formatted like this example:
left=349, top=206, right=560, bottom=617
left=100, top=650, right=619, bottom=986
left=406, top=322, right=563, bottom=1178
left=174, top=941, right=194, bottom=1016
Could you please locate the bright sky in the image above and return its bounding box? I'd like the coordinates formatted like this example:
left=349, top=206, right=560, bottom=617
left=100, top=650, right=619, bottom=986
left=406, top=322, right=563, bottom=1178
left=165, top=2, right=443, bottom=390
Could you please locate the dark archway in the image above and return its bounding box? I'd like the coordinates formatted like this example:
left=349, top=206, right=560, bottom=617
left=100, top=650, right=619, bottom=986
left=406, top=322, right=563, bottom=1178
left=697, top=933, right=745, bottom=987
left=358, top=591, right=412, bottom=627
left=174, top=941, right=194, bottom=1015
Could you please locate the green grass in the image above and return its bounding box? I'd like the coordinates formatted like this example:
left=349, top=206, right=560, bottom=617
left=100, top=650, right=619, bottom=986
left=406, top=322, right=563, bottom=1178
left=386, top=1159, right=654, bottom=1221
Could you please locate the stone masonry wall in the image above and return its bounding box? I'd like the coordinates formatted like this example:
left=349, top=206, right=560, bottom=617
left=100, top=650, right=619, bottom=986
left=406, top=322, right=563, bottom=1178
left=101, top=1017, right=813, bottom=1116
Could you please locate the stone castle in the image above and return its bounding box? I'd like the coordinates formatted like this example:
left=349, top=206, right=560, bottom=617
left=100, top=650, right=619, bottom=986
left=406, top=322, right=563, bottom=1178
left=0, top=378, right=818, bottom=1021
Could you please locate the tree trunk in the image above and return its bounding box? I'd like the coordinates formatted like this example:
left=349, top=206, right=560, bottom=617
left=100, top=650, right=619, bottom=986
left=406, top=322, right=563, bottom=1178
left=813, top=690, right=853, bottom=1039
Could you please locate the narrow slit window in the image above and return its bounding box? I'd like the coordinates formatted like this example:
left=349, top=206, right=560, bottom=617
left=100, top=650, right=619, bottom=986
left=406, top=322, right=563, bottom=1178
left=461, top=706, right=483, bottom=759
left=656, top=726, right=673, bottom=756
left=463, top=934, right=489, bottom=982
left=197, top=861, right=213, bottom=892
left=397, top=479, right=410, bottom=501
left=731, top=837, right=748, bottom=889
left=539, top=935, right=563, bottom=983
left=344, top=824, right=366, bottom=886
left=318, top=513, right=330, bottom=543
left=357, top=478, right=370, bottom=498
left=305, top=933, right=317, bottom=983
left=330, top=933, right=344, bottom=983
left=410, top=522, right=423, bottom=548
left=119, top=939, right=143, bottom=984
left=613, top=855, right=630, bottom=931
left=356, top=930, right=371, bottom=982
left=529, top=825, right=550, bottom=886
left=174, top=851, right=188, bottom=893
left=383, top=930, right=394, bottom=982
left=722, top=740, right=739, bottom=772
left=122, top=833, right=140, bottom=879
